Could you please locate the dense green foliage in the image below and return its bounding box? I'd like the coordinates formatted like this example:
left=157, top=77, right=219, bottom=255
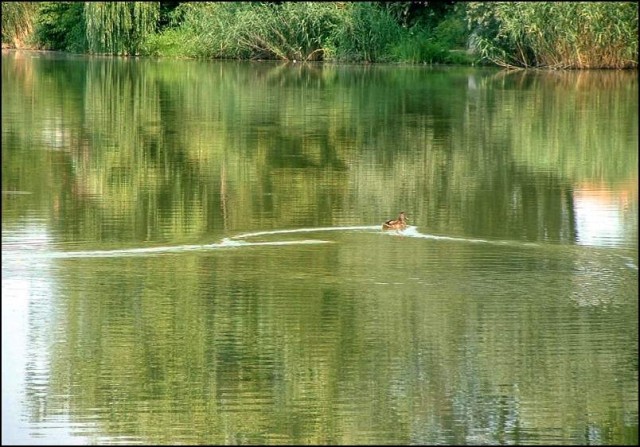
left=466, top=2, right=638, bottom=69
left=154, top=2, right=346, bottom=61
left=390, top=4, right=469, bottom=64
left=143, top=2, right=470, bottom=64
left=330, top=2, right=402, bottom=62
left=2, top=1, right=637, bottom=68
left=1, top=2, right=39, bottom=47
left=85, top=2, right=158, bottom=55
left=33, top=2, right=86, bottom=53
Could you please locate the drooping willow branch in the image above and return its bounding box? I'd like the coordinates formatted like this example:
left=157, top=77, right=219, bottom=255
left=85, top=2, right=158, bottom=55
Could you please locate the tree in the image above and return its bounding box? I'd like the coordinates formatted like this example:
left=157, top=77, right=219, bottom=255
left=1, top=2, right=39, bottom=47
left=85, top=1, right=159, bottom=55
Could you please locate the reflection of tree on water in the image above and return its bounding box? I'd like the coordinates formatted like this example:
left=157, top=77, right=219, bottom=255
left=3, top=53, right=637, bottom=246
left=465, top=165, right=578, bottom=243
left=3, top=49, right=637, bottom=446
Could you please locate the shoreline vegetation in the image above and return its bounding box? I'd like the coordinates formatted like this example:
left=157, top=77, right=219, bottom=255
left=2, top=2, right=637, bottom=69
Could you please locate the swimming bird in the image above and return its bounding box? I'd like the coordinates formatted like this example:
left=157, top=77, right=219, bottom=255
left=382, top=212, right=408, bottom=230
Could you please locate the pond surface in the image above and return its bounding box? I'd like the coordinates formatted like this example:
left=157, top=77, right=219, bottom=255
left=2, top=50, right=638, bottom=445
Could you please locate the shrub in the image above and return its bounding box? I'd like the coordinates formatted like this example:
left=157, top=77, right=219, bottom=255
left=140, top=27, right=186, bottom=58
left=391, top=30, right=444, bottom=64
left=165, top=2, right=246, bottom=59
left=432, top=4, right=469, bottom=49
left=388, top=2, right=473, bottom=65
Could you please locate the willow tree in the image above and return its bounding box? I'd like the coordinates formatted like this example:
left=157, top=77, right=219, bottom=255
left=1, top=2, right=39, bottom=48
left=85, top=2, right=158, bottom=55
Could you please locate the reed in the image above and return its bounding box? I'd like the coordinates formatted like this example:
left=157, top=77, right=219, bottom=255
left=330, top=2, right=402, bottom=62
left=166, top=2, right=401, bottom=63
left=467, top=2, right=638, bottom=69
left=391, top=31, right=448, bottom=64
left=168, top=2, right=344, bottom=61
left=164, top=2, right=246, bottom=59
left=233, top=2, right=344, bottom=61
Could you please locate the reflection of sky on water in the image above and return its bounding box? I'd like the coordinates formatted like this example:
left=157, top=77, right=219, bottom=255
left=2, top=277, right=31, bottom=444
left=573, top=187, right=634, bottom=248
left=2, top=224, right=92, bottom=445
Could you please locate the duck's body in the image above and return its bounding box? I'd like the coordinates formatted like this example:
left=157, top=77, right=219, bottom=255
left=382, top=212, right=408, bottom=230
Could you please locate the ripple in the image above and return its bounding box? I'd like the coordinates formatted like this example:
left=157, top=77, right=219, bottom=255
left=9, top=239, right=332, bottom=259
left=387, top=226, right=538, bottom=248
left=231, top=225, right=380, bottom=240
left=2, top=225, right=637, bottom=274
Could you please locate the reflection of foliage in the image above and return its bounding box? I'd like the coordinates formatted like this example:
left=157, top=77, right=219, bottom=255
left=2, top=53, right=637, bottom=246
left=4, top=53, right=637, bottom=445
left=32, top=237, right=639, bottom=444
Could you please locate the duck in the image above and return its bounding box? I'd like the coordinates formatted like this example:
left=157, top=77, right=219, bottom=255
left=382, top=211, right=408, bottom=230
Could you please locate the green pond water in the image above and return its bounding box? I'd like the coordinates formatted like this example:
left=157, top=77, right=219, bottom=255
left=2, top=50, right=638, bottom=445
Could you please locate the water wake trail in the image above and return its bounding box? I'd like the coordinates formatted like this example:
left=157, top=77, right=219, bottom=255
left=231, top=225, right=380, bottom=240
left=3, top=225, right=378, bottom=259
left=3, top=224, right=636, bottom=271
left=50, top=239, right=331, bottom=258
left=0, top=224, right=559, bottom=260
left=395, top=226, right=540, bottom=247
left=3, top=239, right=332, bottom=260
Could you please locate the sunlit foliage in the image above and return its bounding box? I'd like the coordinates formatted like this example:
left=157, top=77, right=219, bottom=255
left=145, top=2, right=465, bottom=64
left=466, top=2, right=638, bottom=68
left=1, top=1, right=39, bottom=47
left=3, top=2, right=638, bottom=67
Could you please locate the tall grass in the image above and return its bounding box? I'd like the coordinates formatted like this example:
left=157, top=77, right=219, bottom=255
left=234, top=2, right=345, bottom=61
left=467, top=2, right=638, bottom=69
left=155, top=2, right=246, bottom=59
left=161, top=2, right=344, bottom=61
left=149, top=2, right=403, bottom=63
left=329, top=2, right=402, bottom=62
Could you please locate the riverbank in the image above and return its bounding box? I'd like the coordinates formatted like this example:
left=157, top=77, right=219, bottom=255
left=2, top=2, right=637, bottom=69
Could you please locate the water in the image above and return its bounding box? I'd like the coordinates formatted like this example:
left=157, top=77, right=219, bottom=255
left=2, top=50, right=638, bottom=445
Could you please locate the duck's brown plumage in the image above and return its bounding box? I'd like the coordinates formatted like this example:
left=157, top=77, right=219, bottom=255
left=382, top=212, right=408, bottom=230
